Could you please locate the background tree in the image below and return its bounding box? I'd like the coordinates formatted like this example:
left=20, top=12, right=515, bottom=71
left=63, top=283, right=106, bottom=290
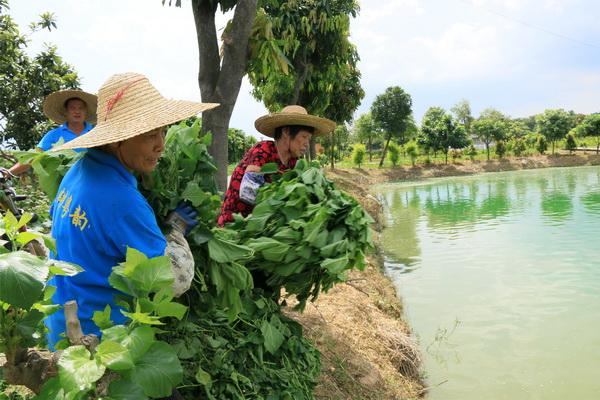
left=419, top=106, right=469, bottom=164
left=471, top=108, right=508, bottom=160
left=371, top=86, right=413, bottom=167
left=536, top=109, right=575, bottom=154
left=352, top=112, right=381, bottom=161
left=576, top=113, right=600, bottom=153
left=0, top=4, right=79, bottom=150
left=324, top=124, right=351, bottom=169
left=564, top=133, right=577, bottom=154
left=351, top=143, right=366, bottom=168
left=405, top=141, right=418, bottom=166
left=387, top=142, right=400, bottom=167
left=227, top=127, right=257, bottom=163
left=450, top=99, right=474, bottom=136
left=248, top=0, right=364, bottom=159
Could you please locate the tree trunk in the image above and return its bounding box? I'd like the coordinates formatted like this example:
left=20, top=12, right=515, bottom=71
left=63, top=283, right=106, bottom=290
left=379, top=136, right=391, bottom=168
left=192, top=0, right=258, bottom=190
left=485, top=143, right=490, bottom=160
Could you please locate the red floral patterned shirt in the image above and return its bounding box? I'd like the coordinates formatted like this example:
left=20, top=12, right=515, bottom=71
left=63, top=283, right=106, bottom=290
left=217, top=140, right=297, bottom=226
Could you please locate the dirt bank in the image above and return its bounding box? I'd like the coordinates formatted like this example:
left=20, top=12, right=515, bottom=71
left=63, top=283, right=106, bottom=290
left=290, top=154, right=600, bottom=399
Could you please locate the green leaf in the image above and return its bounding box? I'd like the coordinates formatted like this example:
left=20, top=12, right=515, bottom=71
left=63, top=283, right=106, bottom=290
left=208, top=236, right=254, bottom=263
left=95, top=340, right=134, bottom=371
left=261, top=319, right=285, bottom=355
left=15, top=231, right=39, bottom=246
left=107, top=377, right=148, bottom=400
left=48, top=260, right=83, bottom=277
left=92, top=305, right=114, bottom=330
left=321, top=255, right=349, bottom=274
left=181, top=182, right=208, bottom=207
left=195, top=367, right=212, bottom=388
left=121, top=302, right=164, bottom=325
left=0, top=251, right=48, bottom=309
left=58, top=345, right=106, bottom=391
left=260, top=162, right=279, bottom=174
left=155, top=301, right=187, bottom=320
left=42, top=234, right=57, bottom=255
left=121, top=326, right=155, bottom=362
left=130, top=342, right=183, bottom=398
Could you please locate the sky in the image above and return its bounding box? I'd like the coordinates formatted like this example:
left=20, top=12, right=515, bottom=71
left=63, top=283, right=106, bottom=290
left=8, top=0, right=600, bottom=139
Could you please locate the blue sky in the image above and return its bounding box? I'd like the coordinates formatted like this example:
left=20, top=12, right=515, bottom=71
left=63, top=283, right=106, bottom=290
left=9, top=0, right=600, bottom=138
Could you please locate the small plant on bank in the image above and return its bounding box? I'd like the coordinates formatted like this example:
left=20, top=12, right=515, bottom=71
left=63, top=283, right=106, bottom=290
left=465, top=144, right=478, bottom=161
left=387, top=142, right=400, bottom=167
left=495, top=140, right=506, bottom=159
left=536, top=135, right=548, bottom=155
left=450, top=149, right=462, bottom=163
left=565, top=133, right=577, bottom=154
left=352, top=144, right=366, bottom=168
left=512, top=137, right=527, bottom=157
left=405, top=142, right=418, bottom=166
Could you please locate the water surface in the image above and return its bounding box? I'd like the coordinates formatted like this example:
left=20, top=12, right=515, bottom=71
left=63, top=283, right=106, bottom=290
left=378, top=166, right=600, bottom=400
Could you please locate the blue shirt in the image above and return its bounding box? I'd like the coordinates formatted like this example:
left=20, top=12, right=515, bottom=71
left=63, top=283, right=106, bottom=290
left=37, top=122, right=93, bottom=152
left=45, top=149, right=167, bottom=348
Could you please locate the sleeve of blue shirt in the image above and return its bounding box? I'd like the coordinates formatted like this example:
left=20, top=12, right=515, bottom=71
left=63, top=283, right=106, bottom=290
left=37, top=130, right=58, bottom=151
left=109, top=196, right=167, bottom=259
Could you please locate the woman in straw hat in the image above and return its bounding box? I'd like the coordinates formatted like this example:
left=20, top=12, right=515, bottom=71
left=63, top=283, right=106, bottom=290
left=44, top=73, right=218, bottom=354
left=217, top=105, right=335, bottom=226
left=7, top=89, right=97, bottom=176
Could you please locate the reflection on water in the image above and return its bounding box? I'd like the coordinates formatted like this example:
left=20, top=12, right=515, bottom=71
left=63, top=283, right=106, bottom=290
left=378, top=166, right=600, bottom=400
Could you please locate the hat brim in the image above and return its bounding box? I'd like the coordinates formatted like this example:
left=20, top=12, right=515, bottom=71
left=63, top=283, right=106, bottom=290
left=52, top=100, right=219, bottom=151
left=255, top=113, right=336, bottom=137
left=43, top=90, right=98, bottom=125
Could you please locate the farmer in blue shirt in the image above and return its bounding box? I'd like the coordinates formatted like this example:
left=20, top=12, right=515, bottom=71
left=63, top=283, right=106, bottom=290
left=44, top=72, right=218, bottom=350
left=8, top=89, right=97, bottom=175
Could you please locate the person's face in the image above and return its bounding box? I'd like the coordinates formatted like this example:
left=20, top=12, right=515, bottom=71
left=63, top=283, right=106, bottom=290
left=287, top=129, right=312, bottom=158
left=64, top=98, right=88, bottom=124
left=115, top=127, right=166, bottom=173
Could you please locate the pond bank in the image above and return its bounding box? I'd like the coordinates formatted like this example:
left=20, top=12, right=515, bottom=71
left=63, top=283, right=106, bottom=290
left=293, top=154, right=600, bottom=399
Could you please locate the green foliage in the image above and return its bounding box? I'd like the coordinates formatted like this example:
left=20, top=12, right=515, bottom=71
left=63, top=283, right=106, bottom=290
left=536, top=109, right=575, bottom=154
left=232, top=160, right=374, bottom=309
left=168, top=297, right=321, bottom=399
left=511, top=137, right=527, bottom=157
left=536, top=135, right=548, bottom=155
left=405, top=141, right=418, bottom=166
left=565, top=133, right=577, bottom=153
left=15, top=149, right=82, bottom=200
left=575, top=113, right=600, bottom=152
left=248, top=0, right=364, bottom=124
left=387, top=142, right=400, bottom=166
left=0, top=7, right=80, bottom=149
left=351, top=143, right=366, bottom=168
left=352, top=113, right=381, bottom=161
left=450, top=99, right=473, bottom=134
left=465, top=144, right=478, bottom=160
left=228, top=127, right=257, bottom=163
left=472, top=109, right=509, bottom=161
left=419, top=106, right=469, bottom=164
left=495, top=140, right=506, bottom=159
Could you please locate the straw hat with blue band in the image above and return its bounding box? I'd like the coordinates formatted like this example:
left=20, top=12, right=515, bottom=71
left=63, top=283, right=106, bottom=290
left=53, top=72, right=219, bottom=151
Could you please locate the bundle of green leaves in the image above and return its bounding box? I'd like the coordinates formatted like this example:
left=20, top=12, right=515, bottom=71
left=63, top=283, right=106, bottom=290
left=233, top=160, right=374, bottom=310
left=165, top=296, right=321, bottom=400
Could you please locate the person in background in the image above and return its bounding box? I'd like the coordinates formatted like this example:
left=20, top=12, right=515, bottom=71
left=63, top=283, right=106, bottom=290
left=217, top=105, right=335, bottom=226
left=44, top=72, right=218, bottom=357
left=8, top=89, right=97, bottom=175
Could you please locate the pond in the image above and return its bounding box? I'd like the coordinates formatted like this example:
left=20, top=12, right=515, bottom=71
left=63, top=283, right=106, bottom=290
left=378, top=165, right=600, bottom=400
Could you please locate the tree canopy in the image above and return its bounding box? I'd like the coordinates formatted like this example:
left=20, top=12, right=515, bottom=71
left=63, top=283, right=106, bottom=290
left=0, top=5, right=80, bottom=150
left=536, top=108, right=575, bottom=154
left=419, top=106, right=469, bottom=164
left=471, top=108, right=509, bottom=160
left=371, top=86, right=413, bottom=167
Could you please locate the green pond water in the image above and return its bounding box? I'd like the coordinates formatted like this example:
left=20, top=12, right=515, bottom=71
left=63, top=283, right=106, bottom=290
left=378, top=165, right=600, bottom=400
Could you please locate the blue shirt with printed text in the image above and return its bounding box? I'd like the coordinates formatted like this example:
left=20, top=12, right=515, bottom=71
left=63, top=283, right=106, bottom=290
left=37, top=122, right=93, bottom=152
left=44, top=149, right=167, bottom=348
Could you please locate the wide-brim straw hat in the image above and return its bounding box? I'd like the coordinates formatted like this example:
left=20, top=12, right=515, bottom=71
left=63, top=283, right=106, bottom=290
left=254, top=105, right=335, bottom=137
left=53, top=72, right=219, bottom=151
left=43, top=89, right=98, bottom=125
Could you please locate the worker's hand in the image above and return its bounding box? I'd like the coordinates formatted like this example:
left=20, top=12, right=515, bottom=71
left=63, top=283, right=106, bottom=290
left=239, top=172, right=265, bottom=205
left=167, top=202, right=198, bottom=235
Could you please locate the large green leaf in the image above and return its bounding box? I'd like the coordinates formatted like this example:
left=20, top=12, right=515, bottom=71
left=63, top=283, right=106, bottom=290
left=121, top=326, right=155, bottom=362
left=107, top=378, right=148, bottom=399
left=207, top=235, right=254, bottom=263
left=0, top=251, right=49, bottom=309
left=95, top=340, right=134, bottom=371
left=130, top=342, right=183, bottom=398
left=261, top=319, right=285, bottom=355
left=58, top=345, right=106, bottom=392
